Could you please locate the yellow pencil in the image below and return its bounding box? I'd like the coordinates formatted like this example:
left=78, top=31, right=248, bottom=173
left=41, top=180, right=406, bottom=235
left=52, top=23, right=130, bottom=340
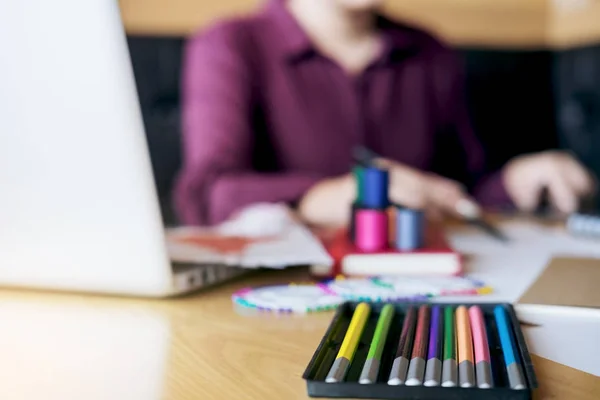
left=326, top=302, right=371, bottom=383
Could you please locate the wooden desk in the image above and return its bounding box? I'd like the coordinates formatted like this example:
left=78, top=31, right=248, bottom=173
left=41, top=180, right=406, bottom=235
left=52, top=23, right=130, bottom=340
left=0, top=267, right=597, bottom=399
left=119, top=0, right=600, bottom=49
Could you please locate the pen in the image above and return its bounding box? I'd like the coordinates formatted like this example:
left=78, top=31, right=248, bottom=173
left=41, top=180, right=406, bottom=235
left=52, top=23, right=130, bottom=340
left=455, top=199, right=509, bottom=242
left=352, top=146, right=383, bottom=168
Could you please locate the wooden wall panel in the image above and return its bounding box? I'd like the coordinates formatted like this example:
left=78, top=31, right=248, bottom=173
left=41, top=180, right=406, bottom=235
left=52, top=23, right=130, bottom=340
left=119, top=0, right=600, bottom=49
left=119, top=0, right=262, bottom=36
left=549, top=1, right=600, bottom=49
left=381, top=0, right=550, bottom=48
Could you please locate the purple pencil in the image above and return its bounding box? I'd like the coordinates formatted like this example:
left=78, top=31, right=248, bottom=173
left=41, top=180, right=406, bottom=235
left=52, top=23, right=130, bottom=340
left=424, top=306, right=443, bottom=386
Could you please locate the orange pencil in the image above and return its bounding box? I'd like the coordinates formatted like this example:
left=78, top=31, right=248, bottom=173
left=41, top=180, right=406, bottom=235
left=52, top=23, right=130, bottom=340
left=456, top=306, right=475, bottom=388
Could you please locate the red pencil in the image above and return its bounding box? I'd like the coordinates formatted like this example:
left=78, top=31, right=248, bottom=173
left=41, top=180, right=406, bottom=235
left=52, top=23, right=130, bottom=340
left=406, top=305, right=431, bottom=386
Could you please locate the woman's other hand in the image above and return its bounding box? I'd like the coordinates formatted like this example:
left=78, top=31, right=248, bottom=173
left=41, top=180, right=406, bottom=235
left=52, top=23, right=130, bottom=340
left=386, top=162, right=475, bottom=219
left=298, top=174, right=356, bottom=227
left=503, top=151, right=595, bottom=214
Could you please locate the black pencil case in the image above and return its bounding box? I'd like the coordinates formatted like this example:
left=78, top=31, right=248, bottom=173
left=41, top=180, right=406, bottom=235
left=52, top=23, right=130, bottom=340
left=303, top=301, right=538, bottom=400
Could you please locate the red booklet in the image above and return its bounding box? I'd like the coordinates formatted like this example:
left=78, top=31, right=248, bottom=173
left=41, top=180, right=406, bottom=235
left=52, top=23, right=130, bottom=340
left=310, top=224, right=463, bottom=278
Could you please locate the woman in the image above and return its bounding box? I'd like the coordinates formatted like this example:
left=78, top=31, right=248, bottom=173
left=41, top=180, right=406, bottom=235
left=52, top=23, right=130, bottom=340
left=174, top=0, right=593, bottom=226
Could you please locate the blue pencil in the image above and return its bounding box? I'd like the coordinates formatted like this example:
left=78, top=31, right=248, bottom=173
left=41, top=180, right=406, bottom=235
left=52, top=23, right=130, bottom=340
left=494, top=306, right=526, bottom=390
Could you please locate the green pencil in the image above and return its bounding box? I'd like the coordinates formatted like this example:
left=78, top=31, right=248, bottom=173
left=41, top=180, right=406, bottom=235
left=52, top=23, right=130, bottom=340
left=359, top=304, right=395, bottom=384
left=441, top=307, right=457, bottom=387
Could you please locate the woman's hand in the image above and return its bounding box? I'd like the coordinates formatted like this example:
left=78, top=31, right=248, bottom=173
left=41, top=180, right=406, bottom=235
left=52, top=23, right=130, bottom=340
left=298, top=174, right=355, bottom=227
left=503, top=151, right=595, bottom=214
left=385, top=161, right=475, bottom=219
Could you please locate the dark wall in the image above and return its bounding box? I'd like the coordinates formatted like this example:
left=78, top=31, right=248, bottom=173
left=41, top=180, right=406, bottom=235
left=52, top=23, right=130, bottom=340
left=463, top=45, right=600, bottom=180
left=126, top=36, right=600, bottom=215
left=553, top=45, right=600, bottom=177
left=462, top=49, right=559, bottom=171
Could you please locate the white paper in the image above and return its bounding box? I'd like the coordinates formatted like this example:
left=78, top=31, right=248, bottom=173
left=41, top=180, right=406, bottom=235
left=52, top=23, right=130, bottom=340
left=240, top=221, right=332, bottom=268
left=450, top=221, right=600, bottom=259
left=439, top=221, right=600, bottom=303
left=166, top=203, right=333, bottom=269
left=516, top=304, right=600, bottom=376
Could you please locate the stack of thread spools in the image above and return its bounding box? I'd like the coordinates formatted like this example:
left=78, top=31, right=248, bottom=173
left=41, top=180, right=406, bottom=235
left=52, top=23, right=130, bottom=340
left=350, top=164, right=425, bottom=253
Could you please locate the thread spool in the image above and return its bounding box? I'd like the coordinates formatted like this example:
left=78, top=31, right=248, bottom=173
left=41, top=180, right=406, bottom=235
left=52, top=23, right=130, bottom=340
left=355, top=209, right=388, bottom=252
left=387, top=207, right=396, bottom=247
left=395, top=206, right=424, bottom=251
left=362, top=167, right=389, bottom=209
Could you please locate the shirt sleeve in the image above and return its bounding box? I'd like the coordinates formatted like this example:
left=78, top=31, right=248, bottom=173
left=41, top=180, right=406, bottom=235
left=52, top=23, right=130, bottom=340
left=429, top=46, right=513, bottom=209
left=173, top=23, right=324, bottom=226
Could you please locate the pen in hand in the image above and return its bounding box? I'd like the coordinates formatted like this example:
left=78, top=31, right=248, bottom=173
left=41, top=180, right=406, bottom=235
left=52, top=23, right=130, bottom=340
left=455, top=199, right=509, bottom=243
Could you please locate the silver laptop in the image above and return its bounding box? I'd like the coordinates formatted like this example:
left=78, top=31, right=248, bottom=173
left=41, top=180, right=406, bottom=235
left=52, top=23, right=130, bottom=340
left=0, top=1, right=246, bottom=296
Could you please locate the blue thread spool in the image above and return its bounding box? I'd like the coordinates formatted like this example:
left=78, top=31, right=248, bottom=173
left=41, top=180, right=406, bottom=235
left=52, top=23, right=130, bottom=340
left=362, top=167, right=389, bottom=209
left=395, top=206, right=424, bottom=251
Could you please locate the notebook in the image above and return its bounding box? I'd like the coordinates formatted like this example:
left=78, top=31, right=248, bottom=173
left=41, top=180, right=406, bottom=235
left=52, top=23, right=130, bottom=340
left=310, top=225, right=462, bottom=278
left=518, top=257, right=600, bottom=308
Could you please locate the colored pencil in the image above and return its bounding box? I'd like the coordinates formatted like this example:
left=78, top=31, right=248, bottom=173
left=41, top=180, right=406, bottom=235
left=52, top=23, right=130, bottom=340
left=456, top=306, right=475, bottom=388
left=441, top=307, right=457, bottom=387
left=469, top=306, right=494, bottom=388
left=494, top=305, right=526, bottom=390
left=359, top=304, right=395, bottom=384
left=406, top=305, right=431, bottom=386
left=423, top=306, right=443, bottom=386
left=326, top=302, right=371, bottom=383
left=388, top=306, right=417, bottom=385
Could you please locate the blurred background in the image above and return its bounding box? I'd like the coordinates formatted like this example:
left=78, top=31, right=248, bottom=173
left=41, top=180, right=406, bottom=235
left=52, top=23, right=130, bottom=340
left=119, top=0, right=600, bottom=223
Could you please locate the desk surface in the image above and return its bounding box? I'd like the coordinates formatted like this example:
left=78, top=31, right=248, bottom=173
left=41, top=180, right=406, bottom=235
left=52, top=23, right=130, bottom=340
left=120, top=0, right=600, bottom=49
left=0, top=267, right=598, bottom=400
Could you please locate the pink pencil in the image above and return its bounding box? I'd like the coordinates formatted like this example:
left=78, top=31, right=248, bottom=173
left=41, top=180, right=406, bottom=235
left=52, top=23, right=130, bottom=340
left=468, top=306, right=493, bottom=388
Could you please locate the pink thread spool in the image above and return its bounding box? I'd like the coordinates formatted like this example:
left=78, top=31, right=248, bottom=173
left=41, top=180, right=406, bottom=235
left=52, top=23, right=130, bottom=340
left=355, top=209, right=388, bottom=252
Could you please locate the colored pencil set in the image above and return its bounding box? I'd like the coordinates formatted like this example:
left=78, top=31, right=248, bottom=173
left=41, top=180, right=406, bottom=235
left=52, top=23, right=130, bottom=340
left=304, top=302, right=536, bottom=399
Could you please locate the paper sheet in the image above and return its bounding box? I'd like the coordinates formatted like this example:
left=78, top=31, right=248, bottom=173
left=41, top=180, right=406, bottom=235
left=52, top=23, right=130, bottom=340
left=516, top=304, right=600, bottom=376
left=450, top=220, right=600, bottom=259
left=440, top=221, right=600, bottom=303
left=166, top=204, right=333, bottom=269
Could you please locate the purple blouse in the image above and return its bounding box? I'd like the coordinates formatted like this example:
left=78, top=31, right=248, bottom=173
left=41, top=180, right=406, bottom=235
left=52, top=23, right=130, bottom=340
left=174, top=0, right=510, bottom=225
